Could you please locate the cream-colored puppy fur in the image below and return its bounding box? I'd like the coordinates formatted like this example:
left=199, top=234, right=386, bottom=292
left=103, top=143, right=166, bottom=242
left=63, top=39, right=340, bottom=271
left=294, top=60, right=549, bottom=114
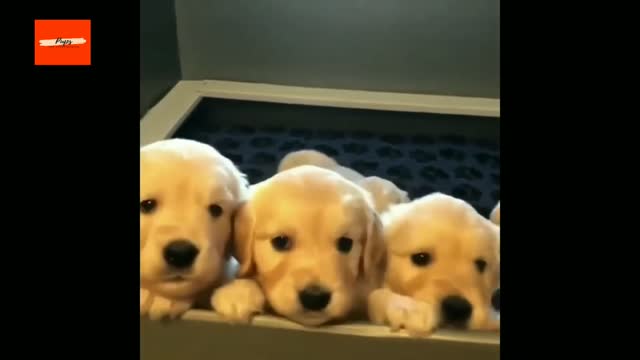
left=368, top=193, right=500, bottom=336
left=356, top=176, right=410, bottom=214
left=278, top=149, right=409, bottom=213
left=278, top=149, right=365, bottom=182
left=212, top=165, right=386, bottom=326
left=490, top=202, right=500, bottom=256
left=140, top=139, right=248, bottom=320
left=489, top=201, right=500, bottom=311
left=490, top=202, right=500, bottom=225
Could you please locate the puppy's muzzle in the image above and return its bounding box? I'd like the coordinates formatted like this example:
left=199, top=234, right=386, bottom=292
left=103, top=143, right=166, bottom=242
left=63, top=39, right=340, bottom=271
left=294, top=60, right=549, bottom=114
left=298, top=285, right=332, bottom=312
left=163, top=239, right=199, bottom=269
left=441, top=295, right=473, bottom=324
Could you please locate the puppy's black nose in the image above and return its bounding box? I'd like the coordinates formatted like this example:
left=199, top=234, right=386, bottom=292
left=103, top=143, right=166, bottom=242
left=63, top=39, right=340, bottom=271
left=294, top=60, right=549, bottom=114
left=492, top=288, right=500, bottom=311
left=441, top=295, right=473, bottom=323
left=298, top=285, right=332, bottom=311
left=163, top=240, right=199, bottom=269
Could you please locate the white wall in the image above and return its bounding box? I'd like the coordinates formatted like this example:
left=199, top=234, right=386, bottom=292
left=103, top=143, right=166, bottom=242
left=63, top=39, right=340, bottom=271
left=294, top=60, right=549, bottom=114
left=175, top=0, right=500, bottom=99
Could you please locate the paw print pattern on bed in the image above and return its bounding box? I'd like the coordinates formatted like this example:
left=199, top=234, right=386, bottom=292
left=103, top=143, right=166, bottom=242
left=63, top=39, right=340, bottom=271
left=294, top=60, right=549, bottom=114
left=174, top=126, right=500, bottom=218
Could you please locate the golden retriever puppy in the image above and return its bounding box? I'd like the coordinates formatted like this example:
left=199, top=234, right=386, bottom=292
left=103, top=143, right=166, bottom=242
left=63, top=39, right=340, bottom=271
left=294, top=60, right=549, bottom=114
left=140, top=138, right=248, bottom=320
left=356, top=176, right=410, bottom=214
left=368, top=193, right=500, bottom=336
left=212, top=165, right=386, bottom=326
left=278, top=149, right=365, bottom=182
left=278, top=149, right=409, bottom=213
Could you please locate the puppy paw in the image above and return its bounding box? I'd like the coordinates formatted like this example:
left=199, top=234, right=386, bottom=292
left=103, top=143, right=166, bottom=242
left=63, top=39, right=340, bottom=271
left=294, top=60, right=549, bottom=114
left=486, top=319, right=500, bottom=332
left=140, top=288, right=192, bottom=320
left=470, top=317, right=500, bottom=332
left=211, top=279, right=265, bottom=324
left=141, top=288, right=151, bottom=315
left=468, top=309, right=500, bottom=332
left=385, top=294, right=439, bottom=337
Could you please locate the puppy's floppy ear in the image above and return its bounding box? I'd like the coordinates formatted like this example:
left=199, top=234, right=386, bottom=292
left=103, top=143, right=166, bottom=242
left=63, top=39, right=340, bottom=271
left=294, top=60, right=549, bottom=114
left=224, top=162, right=250, bottom=203
left=490, top=202, right=500, bottom=226
left=486, top=220, right=500, bottom=285
left=232, top=201, right=256, bottom=278
left=493, top=222, right=500, bottom=262
left=399, top=189, right=410, bottom=202
left=360, top=206, right=386, bottom=282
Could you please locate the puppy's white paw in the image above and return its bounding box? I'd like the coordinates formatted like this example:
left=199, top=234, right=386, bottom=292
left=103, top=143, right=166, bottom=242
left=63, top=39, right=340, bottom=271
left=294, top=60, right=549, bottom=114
left=140, top=288, right=192, bottom=320
left=211, top=279, right=265, bottom=324
left=385, top=294, right=438, bottom=337
left=486, top=319, right=500, bottom=332
left=469, top=310, right=501, bottom=332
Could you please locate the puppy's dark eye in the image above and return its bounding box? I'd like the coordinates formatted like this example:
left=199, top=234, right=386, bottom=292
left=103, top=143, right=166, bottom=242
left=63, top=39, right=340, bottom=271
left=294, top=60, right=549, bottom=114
left=140, top=199, right=157, bottom=214
left=475, top=258, right=488, bottom=273
left=208, top=204, right=223, bottom=218
left=411, top=252, right=432, bottom=267
left=336, top=237, right=353, bottom=254
left=271, top=236, right=292, bottom=252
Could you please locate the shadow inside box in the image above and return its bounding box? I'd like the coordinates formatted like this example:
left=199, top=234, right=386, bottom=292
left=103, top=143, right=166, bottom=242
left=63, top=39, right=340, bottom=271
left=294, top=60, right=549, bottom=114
left=172, top=98, right=500, bottom=217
